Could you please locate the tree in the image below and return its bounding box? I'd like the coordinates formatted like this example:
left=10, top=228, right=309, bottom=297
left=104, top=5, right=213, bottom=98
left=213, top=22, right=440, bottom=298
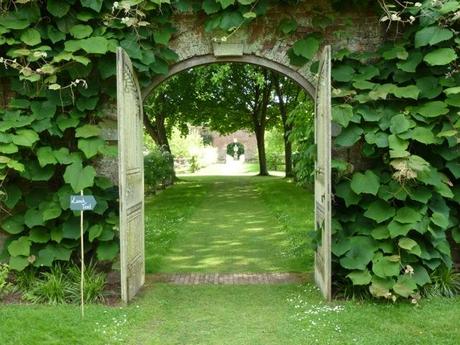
left=272, top=74, right=302, bottom=178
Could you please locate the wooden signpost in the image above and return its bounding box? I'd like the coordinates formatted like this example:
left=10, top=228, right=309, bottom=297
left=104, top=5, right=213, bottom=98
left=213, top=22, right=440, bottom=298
left=70, top=192, right=97, bottom=317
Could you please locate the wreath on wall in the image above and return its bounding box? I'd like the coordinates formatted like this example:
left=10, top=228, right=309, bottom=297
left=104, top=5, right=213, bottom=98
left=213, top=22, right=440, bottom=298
left=226, top=142, right=245, bottom=159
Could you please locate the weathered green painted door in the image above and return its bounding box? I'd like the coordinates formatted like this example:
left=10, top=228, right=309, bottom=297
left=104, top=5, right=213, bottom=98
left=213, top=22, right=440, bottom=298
left=314, top=45, right=332, bottom=301
left=117, top=47, right=145, bottom=303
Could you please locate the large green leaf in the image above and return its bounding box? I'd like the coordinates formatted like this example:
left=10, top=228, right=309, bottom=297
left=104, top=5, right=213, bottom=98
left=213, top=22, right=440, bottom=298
left=335, top=126, right=363, bottom=147
left=9, top=256, right=29, bottom=271
left=70, top=24, right=93, bottom=39
left=346, top=269, right=372, bottom=285
left=415, top=26, right=453, bottom=47
left=423, top=48, right=457, bottom=66
left=29, top=227, right=51, bottom=243
left=388, top=221, right=413, bottom=238
left=217, top=0, right=235, bottom=9
left=350, top=171, right=380, bottom=195
left=3, top=184, right=22, bottom=209
left=8, top=236, right=31, bottom=257
left=24, top=208, right=45, bottom=228
left=390, top=114, right=411, bottom=134
left=372, top=255, right=400, bottom=278
left=202, top=0, right=221, bottom=14
left=12, top=129, right=39, bottom=147
left=292, top=36, right=320, bottom=60
left=80, top=37, right=109, bottom=54
left=416, top=101, right=449, bottom=118
left=393, top=275, right=417, bottom=298
left=339, top=236, right=376, bottom=270
left=78, top=138, right=105, bottom=158
left=20, top=28, right=41, bottom=46
left=364, top=200, right=395, bottom=223
left=63, top=161, right=96, bottom=192
left=398, top=237, right=421, bottom=256
left=47, top=0, right=70, bottom=18
left=1, top=215, right=24, bottom=234
left=75, top=124, right=101, bottom=138
left=335, top=181, right=361, bottom=207
left=394, top=207, right=422, bottom=224
left=36, top=146, right=58, bottom=167
left=393, top=85, right=419, bottom=100
left=332, top=65, right=355, bottom=82
left=97, top=241, right=119, bottom=260
left=411, top=127, right=436, bottom=144
left=35, top=244, right=72, bottom=267
left=81, top=0, right=104, bottom=12
left=332, top=104, right=353, bottom=127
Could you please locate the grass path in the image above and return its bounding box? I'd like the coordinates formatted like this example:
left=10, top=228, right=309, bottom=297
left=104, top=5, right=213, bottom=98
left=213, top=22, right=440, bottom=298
left=145, top=176, right=314, bottom=274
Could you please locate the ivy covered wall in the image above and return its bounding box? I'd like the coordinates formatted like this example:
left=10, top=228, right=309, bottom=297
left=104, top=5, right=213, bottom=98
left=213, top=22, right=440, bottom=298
left=0, top=0, right=459, bottom=302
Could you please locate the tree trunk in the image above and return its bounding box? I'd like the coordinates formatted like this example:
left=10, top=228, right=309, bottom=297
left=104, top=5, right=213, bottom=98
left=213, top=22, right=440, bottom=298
left=284, top=126, right=294, bottom=177
left=252, top=72, right=271, bottom=176
left=255, top=124, right=269, bottom=176
left=273, top=75, right=294, bottom=178
left=143, top=113, right=171, bottom=154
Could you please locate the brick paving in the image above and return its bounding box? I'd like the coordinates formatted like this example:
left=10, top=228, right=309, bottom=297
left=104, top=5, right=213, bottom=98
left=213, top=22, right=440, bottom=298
left=147, top=272, right=309, bottom=285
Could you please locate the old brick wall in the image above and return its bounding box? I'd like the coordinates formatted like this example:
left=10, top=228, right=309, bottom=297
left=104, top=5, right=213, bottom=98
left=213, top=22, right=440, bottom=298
left=211, top=130, right=258, bottom=162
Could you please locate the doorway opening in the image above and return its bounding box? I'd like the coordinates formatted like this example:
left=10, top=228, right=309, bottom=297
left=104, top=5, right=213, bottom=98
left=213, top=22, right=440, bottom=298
left=116, top=48, right=331, bottom=303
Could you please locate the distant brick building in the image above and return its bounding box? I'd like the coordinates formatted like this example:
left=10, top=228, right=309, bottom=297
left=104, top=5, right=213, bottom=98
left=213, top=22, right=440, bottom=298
left=210, top=130, right=258, bottom=162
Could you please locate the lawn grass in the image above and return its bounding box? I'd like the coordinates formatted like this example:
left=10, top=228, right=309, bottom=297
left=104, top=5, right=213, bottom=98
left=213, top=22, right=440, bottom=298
left=2, top=283, right=460, bottom=345
left=145, top=175, right=314, bottom=273
left=2, top=174, right=460, bottom=345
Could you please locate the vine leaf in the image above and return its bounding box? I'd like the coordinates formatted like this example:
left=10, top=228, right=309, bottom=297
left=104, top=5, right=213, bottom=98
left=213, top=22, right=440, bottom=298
left=97, top=241, right=119, bottom=260
left=346, top=269, right=372, bottom=285
left=80, top=0, right=104, bottom=13
left=394, top=207, right=422, bottom=224
left=63, top=161, right=96, bottom=192
left=8, top=236, right=31, bottom=257
left=423, top=48, right=457, bottom=66
left=47, top=0, right=71, bottom=18
left=372, top=255, right=400, bottom=278
left=350, top=171, right=380, bottom=195
left=364, top=200, right=395, bottom=223
left=20, top=28, right=41, bottom=46
left=217, top=0, right=235, bottom=9
left=415, top=26, right=453, bottom=47
left=292, top=36, right=320, bottom=60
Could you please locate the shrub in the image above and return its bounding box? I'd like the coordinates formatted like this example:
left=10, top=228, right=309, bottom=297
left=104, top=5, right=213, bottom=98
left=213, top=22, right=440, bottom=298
left=422, top=265, right=460, bottom=298
left=24, top=264, right=70, bottom=305
left=0, top=263, right=13, bottom=300
left=22, top=262, right=107, bottom=304
left=144, top=147, right=174, bottom=193
left=66, top=261, right=107, bottom=304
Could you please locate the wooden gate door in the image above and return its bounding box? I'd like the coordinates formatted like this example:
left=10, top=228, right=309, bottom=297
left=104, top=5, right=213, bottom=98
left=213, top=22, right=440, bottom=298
left=117, top=47, right=145, bottom=303
left=314, top=45, right=332, bottom=301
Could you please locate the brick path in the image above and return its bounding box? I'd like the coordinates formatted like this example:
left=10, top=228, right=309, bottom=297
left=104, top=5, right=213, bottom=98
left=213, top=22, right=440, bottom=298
left=147, top=272, right=309, bottom=285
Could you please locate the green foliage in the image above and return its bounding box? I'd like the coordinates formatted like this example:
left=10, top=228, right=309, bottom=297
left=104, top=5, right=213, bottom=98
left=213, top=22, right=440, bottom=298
left=422, top=265, right=460, bottom=298
left=330, top=1, right=460, bottom=301
left=0, top=263, right=14, bottom=300
left=144, top=147, right=174, bottom=193
left=287, top=97, right=315, bottom=186
left=22, top=262, right=107, bottom=304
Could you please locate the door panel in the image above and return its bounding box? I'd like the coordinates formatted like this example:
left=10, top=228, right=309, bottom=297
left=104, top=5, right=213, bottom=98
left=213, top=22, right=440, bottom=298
left=314, top=45, right=332, bottom=301
left=117, top=47, right=145, bottom=303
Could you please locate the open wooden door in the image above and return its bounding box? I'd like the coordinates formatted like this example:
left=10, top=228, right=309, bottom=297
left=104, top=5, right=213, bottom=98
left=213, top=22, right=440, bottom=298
left=117, top=47, right=145, bottom=303
left=314, top=45, right=332, bottom=301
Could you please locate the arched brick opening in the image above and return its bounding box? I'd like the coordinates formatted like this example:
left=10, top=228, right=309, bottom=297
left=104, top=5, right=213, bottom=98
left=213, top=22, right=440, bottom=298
left=142, top=54, right=316, bottom=100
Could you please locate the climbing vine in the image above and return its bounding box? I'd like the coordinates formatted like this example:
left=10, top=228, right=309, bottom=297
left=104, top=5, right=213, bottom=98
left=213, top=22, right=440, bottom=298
left=0, top=0, right=459, bottom=302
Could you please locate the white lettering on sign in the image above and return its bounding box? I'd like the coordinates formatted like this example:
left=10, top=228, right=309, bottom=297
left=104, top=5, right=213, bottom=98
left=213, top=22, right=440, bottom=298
left=70, top=195, right=97, bottom=211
